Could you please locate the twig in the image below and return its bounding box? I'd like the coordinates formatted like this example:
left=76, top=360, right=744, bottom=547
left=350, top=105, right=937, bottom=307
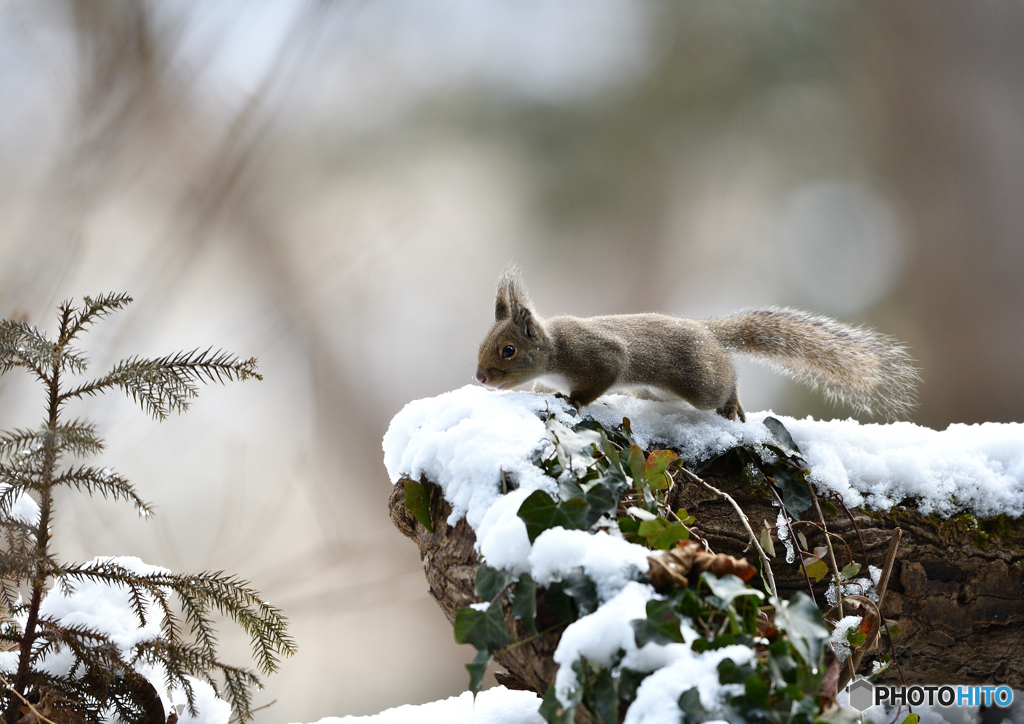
left=787, top=521, right=857, bottom=564
left=832, top=493, right=871, bottom=567
left=498, top=623, right=567, bottom=655
left=766, top=485, right=817, bottom=604
left=807, top=481, right=845, bottom=620
left=228, top=699, right=277, bottom=724
left=678, top=467, right=778, bottom=600
left=0, top=673, right=59, bottom=724
left=837, top=528, right=902, bottom=691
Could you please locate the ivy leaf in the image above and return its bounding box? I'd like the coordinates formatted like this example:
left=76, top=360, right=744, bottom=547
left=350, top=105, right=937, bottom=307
left=801, top=557, right=829, bottom=583
left=636, top=518, right=689, bottom=550
left=475, top=563, right=512, bottom=602
left=643, top=449, right=678, bottom=490
left=517, top=490, right=589, bottom=543
left=403, top=479, right=433, bottom=533
left=541, top=581, right=576, bottom=624
left=546, top=418, right=602, bottom=472
left=539, top=682, right=576, bottom=724
left=510, top=574, right=538, bottom=635
left=632, top=599, right=684, bottom=646
left=772, top=593, right=830, bottom=670
left=678, top=687, right=707, bottom=724
left=582, top=482, right=617, bottom=527
left=563, top=569, right=599, bottom=617
left=626, top=445, right=646, bottom=483
left=589, top=668, right=618, bottom=724
left=618, top=517, right=641, bottom=544
left=771, top=467, right=813, bottom=520
left=801, top=548, right=830, bottom=583
left=466, top=649, right=493, bottom=696
left=454, top=604, right=512, bottom=652
left=700, top=573, right=764, bottom=609
left=763, top=416, right=800, bottom=456
left=840, top=562, right=862, bottom=581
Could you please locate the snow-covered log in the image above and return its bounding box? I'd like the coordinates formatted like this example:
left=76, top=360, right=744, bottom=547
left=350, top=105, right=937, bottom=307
left=384, top=386, right=1024, bottom=720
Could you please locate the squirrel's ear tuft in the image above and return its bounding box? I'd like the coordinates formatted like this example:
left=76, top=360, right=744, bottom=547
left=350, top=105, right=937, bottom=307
left=495, top=293, right=511, bottom=321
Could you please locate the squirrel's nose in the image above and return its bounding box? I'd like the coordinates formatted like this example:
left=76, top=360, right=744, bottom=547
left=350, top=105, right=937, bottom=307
left=475, top=370, right=487, bottom=384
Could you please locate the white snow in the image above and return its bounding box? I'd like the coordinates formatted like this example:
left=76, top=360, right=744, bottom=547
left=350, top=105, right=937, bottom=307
left=297, top=687, right=545, bottom=724
left=529, top=528, right=650, bottom=603
left=585, top=392, right=1024, bottom=519
left=0, top=484, right=41, bottom=528
left=623, top=644, right=755, bottom=724
left=828, top=615, right=863, bottom=664
left=382, top=386, right=572, bottom=530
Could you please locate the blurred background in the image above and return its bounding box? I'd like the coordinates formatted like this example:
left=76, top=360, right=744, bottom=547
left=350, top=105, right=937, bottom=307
left=1, top=1, right=1022, bottom=721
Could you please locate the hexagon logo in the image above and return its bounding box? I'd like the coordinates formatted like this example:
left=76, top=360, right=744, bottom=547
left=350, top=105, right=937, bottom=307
left=849, top=678, right=874, bottom=711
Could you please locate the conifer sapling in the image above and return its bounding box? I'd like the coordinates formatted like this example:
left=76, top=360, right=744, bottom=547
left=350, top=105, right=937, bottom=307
left=0, top=294, right=296, bottom=724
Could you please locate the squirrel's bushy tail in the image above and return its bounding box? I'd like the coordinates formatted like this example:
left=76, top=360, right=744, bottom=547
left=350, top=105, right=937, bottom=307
left=707, top=307, right=919, bottom=419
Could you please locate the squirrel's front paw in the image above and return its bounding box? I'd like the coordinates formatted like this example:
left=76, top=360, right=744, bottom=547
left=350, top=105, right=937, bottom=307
left=557, top=391, right=581, bottom=413
left=716, top=402, right=746, bottom=423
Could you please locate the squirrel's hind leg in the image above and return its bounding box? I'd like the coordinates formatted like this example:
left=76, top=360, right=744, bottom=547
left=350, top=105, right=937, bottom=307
left=716, top=389, right=746, bottom=423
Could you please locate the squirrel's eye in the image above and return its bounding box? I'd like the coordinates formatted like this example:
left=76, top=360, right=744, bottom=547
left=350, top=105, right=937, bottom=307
left=501, top=345, right=516, bottom=359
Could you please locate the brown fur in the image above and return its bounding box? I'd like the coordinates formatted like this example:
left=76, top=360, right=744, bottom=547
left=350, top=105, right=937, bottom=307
left=475, top=266, right=918, bottom=421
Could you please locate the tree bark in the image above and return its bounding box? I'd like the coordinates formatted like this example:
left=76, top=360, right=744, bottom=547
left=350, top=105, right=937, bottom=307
left=670, top=458, right=1024, bottom=687
left=388, top=482, right=600, bottom=724
left=389, top=463, right=1024, bottom=703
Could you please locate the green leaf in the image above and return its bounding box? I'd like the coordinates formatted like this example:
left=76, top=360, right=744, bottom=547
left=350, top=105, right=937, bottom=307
left=643, top=449, right=678, bottom=490
left=517, top=490, right=589, bottom=543
left=542, top=581, right=577, bottom=624
left=717, top=657, right=756, bottom=684
left=510, top=574, right=538, bottom=635
left=772, top=468, right=813, bottom=520
left=453, top=604, right=512, bottom=652
left=846, top=629, right=866, bottom=647
left=539, top=683, right=576, bottom=724
left=403, top=479, right=434, bottom=533
left=582, top=482, right=618, bottom=526
left=763, top=416, right=800, bottom=456
left=700, top=573, right=765, bottom=609
left=772, top=593, right=830, bottom=670
left=678, top=687, right=707, bottom=724
left=744, top=672, right=771, bottom=705
left=637, top=518, right=689, bottom=550
left=631, top=599, right=684, bottom=646
left=821, top=500, right=839, bottom=516
left=475, top=563, right=512, bottom=601
left=563, top=569, right=599, bottom=617
left=546, top=418, right=602, bottom=472
left=901, top=715, right=920, bottom=724
left=626, top=445, right=646, bottom=483
left=840, top=562, right=861, bottom=581
left=466, top=649, right=493, bottom=696
left=618, top=668, right=647, bottom=704
left=589, top=668, right=618, bottom=724
left=618, top=516, right=641, bottom=544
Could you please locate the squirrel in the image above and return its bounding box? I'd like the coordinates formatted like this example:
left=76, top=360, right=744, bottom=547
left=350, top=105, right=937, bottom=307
left=475, top=266, right=918, bottom=422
